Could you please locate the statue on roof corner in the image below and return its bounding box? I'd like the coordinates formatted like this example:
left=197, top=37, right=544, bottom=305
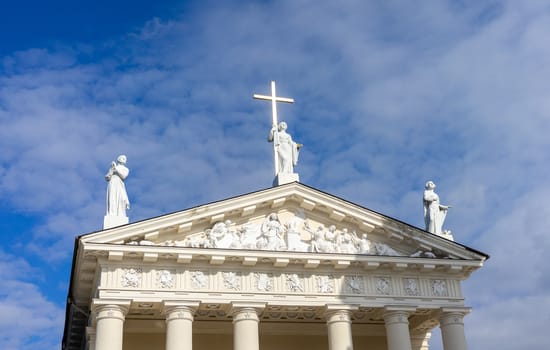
left=103, top=155, right=130, bottom=229
left=423, top=181, right=451, bottom=236
left=268, top=121, right=302, bottom=175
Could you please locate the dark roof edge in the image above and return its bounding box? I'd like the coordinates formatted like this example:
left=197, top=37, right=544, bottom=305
left=61, top=238, right=84, bottom=350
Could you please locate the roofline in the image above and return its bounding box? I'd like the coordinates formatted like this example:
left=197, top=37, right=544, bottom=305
left=76, top=182, right=489, bottom=260
left=298, top=183, right=490, bottom=260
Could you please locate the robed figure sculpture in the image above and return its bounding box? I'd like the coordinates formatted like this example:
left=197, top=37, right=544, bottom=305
left=103, top=155, right=130, bottom=229
left=268, top=121, right=301, bottom=175
left=423, top=181, right=450, bottom=235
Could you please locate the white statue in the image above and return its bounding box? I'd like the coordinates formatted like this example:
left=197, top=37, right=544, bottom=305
left=423, top=181, right=451, bottom=235
left=104, top=155, right=130, bottom=228
left=268, top=122, right=301, bottom=175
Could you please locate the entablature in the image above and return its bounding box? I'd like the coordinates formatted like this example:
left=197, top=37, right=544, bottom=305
left=83, top=243, right=482, bottom=277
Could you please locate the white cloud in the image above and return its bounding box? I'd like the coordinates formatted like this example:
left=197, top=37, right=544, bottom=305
left=0, top=251, right=63, bottom=350
left=1, top=1, right=550, bottom=349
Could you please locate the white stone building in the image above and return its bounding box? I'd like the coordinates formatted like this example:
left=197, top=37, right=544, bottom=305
left=62, top=182, right=488, bottom=350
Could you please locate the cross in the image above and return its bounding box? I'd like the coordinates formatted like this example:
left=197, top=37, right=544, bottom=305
left=253, top=81, right=294, bottom=175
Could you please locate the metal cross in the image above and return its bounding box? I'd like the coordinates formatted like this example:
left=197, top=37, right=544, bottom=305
left=253, top=81, right=294, bottom=175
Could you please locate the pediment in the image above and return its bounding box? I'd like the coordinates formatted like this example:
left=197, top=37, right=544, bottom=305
left=81, top=183, right=485, bottom=262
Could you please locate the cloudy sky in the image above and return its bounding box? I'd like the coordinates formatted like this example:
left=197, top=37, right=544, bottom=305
left=1, top=0, right=549, bottom=349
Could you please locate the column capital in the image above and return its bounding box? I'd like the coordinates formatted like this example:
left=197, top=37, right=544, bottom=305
left=324, top=305, right=358, bottom=324
left=162, top=301, right=200, bottom=320
left=439, top=307, right=471, bottom=327
left=230, top=302, right=266, bottom=321
left=440, top=307, right=471, bottom=315
left=383, top=306, right=416, bottom=326
left=230, top=302, right=265, bottom=323
left=91, top=299, right=131, bottom=311
left=91, top=299, right=131, bottom=322
left=161, top=301, right=200, bottom=317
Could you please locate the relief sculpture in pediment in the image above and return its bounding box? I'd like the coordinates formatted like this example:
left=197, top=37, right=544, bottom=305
left=135, top=211, right=408, bottom=257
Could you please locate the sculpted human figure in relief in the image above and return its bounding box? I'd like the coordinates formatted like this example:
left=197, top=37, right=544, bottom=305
left=258, top=213, right=286, bottom=251
left=423, top=181, right=451, bottom=235
left=268, top=121, right=301, bottom=175
left=105, top=155, right=130, bottom=217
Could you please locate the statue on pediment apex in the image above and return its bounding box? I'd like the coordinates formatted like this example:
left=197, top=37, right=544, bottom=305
left=268, top=122, right=302, bottom=175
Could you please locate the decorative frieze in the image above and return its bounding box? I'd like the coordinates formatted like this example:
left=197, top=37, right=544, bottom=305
left=431, top=279, right=448, bottom=296
left=103, top=265, right=461, bottom=302
left=403, top=278, right=420, bottom=296
left=121, top=268, right=141, bottom=288
left=343, top=275, right=364, bottom=294
left=157, top=270, right=174, bottom=289
left=286, top=273, right=304, bottom=292
left=190, top=271, right=208, bottom=289
left=255, top=273, right=273, bottom=292
left=376, top=277, right=392, bottom=295
left=222, top=272, right=241, bottom=291
left=316, top=275, right=334, bottom=293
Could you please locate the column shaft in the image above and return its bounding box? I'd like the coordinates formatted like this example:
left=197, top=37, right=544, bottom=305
left=233, top=308, right=260, bottom=350
left=94, top=305, right=127, bottom=350
left=165, top=306, right=195, bottom=350
left=326, top=310, right=354, bottom=350
left=384, top=310, right=412, bottom=350
left=440, top=311, right=468, bottom=350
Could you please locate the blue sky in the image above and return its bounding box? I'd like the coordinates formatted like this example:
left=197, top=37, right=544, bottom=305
left=1, top=1, right=550, bottom=349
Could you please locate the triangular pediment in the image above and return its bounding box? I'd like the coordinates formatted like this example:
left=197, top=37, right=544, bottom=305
left=81, top=182, right=486, bottom=262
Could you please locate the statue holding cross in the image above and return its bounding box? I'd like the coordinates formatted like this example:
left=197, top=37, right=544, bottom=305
left=254, top=81, right=302, bottom=185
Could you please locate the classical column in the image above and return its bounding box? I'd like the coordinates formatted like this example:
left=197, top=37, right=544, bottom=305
left=439, top=308, right=470, bottom=350
left=92, top=300, right=130, bottom=350
left=325, top=309, right=354, bottom=350
left=383, top=306, right=416, bottom=350
left=163, top=302, right=199, bottom=350
left=231, top=303, right=265, bottom=350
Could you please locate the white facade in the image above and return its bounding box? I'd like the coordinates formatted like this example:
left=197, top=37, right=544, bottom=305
left=63, top=182, right=487, bottom=350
